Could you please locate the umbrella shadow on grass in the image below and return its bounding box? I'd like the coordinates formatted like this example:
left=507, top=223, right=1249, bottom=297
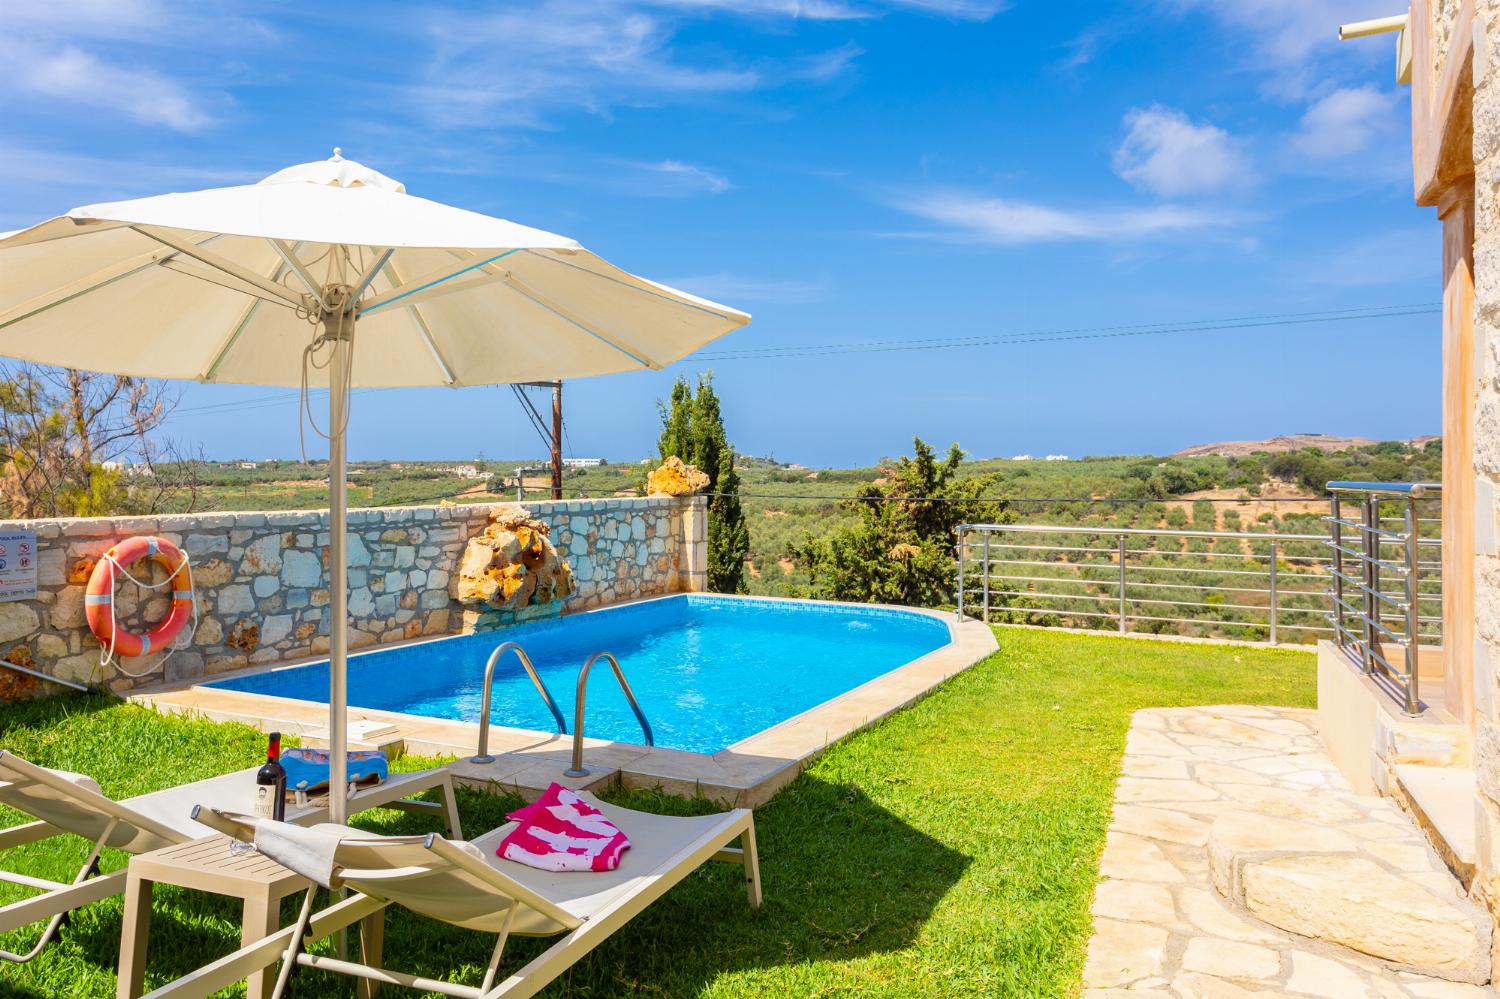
left=28, top=776, right=968, bottom=997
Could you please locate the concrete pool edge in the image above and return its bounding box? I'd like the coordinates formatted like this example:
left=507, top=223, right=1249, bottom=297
left=126, top=596, right=998, bottom=808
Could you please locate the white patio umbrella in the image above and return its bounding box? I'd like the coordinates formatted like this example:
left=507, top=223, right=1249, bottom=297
left=0, top=151, right=749, bottom=821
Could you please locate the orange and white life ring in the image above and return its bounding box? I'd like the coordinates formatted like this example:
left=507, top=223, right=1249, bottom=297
left=85, top=536, right=195, bottom=658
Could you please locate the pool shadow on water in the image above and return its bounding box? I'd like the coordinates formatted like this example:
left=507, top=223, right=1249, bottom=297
left=20, top=776, right=967, bottom=997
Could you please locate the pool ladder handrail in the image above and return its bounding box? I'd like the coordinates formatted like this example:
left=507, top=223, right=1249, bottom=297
left=471, top=641, right=568, bottom=764
left=564, top=650, right=654, bottom=778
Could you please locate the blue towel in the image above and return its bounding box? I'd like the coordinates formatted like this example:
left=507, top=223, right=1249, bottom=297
left=280, top=748, right=388, bottom=792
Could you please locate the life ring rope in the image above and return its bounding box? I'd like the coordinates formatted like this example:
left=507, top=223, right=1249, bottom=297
left=86, top=537, right=199, bottom=679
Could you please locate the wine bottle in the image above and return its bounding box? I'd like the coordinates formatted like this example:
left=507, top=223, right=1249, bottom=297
left=254, top=732, right=288, bottom=821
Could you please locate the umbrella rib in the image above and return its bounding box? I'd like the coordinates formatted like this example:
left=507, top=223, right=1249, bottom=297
left=498, top=274, right=660, bottom=370
left=521, top=249, right=750, bottom=323
left=200, top=246, right=303, bottom=382
left=130, top=226, right=304, bottom=309
left=446, top=249, right=661, bottom=369
left=269, top=240, right=326, bottom=310
left=381, top=259, right=457, bottom=387
left=157, top=259, right=299, bottom=312
left=358, top=250, right=521, bottom=316
left=350, top=248, right=393, bottom=305
left=0, top=233, right=227, bottom=332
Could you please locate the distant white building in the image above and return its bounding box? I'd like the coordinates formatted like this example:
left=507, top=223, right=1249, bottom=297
left=1010, top=454, right=1035, bottom=461
left=1044, top=454, right=1070, bottom=461
left=562, top=457, right=605, bottom=468
left=451, top=465, right=484, bottom=478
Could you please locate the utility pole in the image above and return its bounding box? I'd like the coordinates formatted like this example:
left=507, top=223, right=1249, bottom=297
left=550, top=381, right=563, bottom=500
left=512, top=380, right=564, bottom=500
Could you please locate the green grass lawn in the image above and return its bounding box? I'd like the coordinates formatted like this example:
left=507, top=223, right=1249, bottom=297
left=0, top=627, right=1314, bottom=998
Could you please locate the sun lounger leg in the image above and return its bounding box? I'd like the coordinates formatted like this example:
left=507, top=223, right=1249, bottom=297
left=740, top=820, right=762, bottom=910
left=116, top=871, right=154, bottom=996
left=0, top=816, right=117, bottom=965
left=477, top=905, right=517, bottom=996
left=440, top=773, right=462, bottom=838
left=270, top=888, right=317, bottom=999
left=0, top=908, right=68, bottom=964
left=357, top=909, right=385, bottom=999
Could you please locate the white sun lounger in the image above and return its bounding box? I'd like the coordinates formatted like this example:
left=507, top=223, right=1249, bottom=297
left=145, top=796, right=761, bottom=999
left=0, top=749, right=460, bottom=964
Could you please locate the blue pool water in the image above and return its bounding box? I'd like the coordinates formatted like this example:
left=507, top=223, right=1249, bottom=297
left=203, top=595, right=952, bottom=754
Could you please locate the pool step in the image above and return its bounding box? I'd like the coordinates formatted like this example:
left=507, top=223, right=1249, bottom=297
left=302, top=719, right=407, bottom=758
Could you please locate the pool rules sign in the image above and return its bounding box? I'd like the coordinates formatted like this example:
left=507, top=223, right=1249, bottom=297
left=0, top=531, right=38, bottom=602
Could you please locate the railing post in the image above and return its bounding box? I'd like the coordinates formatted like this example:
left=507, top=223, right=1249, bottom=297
left=982, top=530, right=991, bottom=624
left=956, top=528, right=966, bottom=622
left=1361, top=496, right=1378, bottom=675
left=1268, top=538, right=1279, bottom=645
left=1330, top=493, right=1344, bottom=652
left=1403, top=497, right=1421, bottom=715
left=1117, top=533, right=1127, bottom=634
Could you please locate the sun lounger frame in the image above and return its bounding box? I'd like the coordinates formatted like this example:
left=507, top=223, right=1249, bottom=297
left=146, top=801, right=761, bottom=999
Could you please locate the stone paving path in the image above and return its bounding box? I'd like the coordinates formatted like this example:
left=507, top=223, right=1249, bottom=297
left=1083, top=705, right=1497, bottom=998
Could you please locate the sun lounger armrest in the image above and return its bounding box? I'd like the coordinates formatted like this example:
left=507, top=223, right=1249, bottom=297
left=0, top=820, right=60, bottom=851
left=190, top=806, right=255, bottom=843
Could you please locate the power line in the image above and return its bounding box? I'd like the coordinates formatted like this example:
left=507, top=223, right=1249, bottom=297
left=149, top=302, right=1439, bottom=421
left=693, top=304, right=1439, bottom=361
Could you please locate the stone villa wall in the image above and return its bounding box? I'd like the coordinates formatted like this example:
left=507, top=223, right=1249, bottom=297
left=0, top=495, right=706, bottom=699
left=1474, top=0, right=1500, bottom=932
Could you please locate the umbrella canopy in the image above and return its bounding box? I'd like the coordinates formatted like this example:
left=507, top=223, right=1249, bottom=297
left=0, top=152, right=750, bottom=820
left=0, top=150, right=748, bottom=386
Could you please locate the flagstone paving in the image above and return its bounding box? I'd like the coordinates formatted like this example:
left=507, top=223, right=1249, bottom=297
left=1083, top=705, right=1498, bottom=998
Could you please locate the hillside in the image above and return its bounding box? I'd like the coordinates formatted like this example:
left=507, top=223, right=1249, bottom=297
left=1174, top=433, right=1437, bottom=457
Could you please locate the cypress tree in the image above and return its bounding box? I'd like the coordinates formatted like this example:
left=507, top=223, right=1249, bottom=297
left=656, top=373, right=748, bottom=594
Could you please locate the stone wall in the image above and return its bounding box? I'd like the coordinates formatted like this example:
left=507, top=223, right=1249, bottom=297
left=1446, top=0, right=1500, bottom=966
left=0, top=495, right=706, bottom=699
left=1474, top=0, right=1500, bottom=936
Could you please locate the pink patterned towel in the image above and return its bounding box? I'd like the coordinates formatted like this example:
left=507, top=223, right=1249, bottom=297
left=496, top=783, right=631, bottom=872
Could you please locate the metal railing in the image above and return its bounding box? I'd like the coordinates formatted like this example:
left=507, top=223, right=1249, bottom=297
left=471, top=641, right=568, bottom=764
left=564, top=650, right=654, bottom=778
left=957, top=523, right=1335, bottom=645
left=956, top=482, right=1443, bottom=713
left=1325, top=482, right=1443, bottom=715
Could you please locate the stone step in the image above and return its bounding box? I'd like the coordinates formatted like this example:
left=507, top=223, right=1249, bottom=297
left=1208, top=808, right=1492, bottom=985
left=1395, top=763, right=1479, bottom=885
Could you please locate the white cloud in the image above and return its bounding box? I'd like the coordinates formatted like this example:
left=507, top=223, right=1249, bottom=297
left=12, top=45, right=212, bottom=131
left=1112, top=106, right=1253, bottom=198
left=625, top=159, right=735, bottom=194
left=1289, top=225, right=1438, bottom=288
left=891, top=189, right=1238, bottom=244
left=653, top=0, right=1006, bottom=18
left=1170, top=0, right=1385, bottom=99
left=661, top=272, right=828, bottom=303
left=1170, top=0, right=1375, bottom=68
left=409, top=0, right=1004, bottom=129
left=414, top=4, right=761, bottom=128
left=0, top=1, right=270, bottom=132
left=1291, top=85, right=1397, bottom=158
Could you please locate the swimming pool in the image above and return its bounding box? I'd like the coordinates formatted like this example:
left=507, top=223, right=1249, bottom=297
left=202, top=595, right=954, bottom=754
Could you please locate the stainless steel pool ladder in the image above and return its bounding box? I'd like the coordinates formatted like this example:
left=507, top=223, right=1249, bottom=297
left=564, top=650, right=654, bottom=778
left=471, top=641, right=568, bottom=764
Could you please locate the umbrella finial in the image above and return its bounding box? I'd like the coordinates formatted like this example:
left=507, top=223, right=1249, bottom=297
left=332, top=147, right=343, bottom=161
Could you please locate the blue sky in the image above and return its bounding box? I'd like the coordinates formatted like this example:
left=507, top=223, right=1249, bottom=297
left=0, top=1, right=1438, bottom=466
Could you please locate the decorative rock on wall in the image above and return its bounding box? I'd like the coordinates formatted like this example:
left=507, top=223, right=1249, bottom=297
left=0, top=495, right=706, bottom=698
left=454, top=507, right=576, bottom=612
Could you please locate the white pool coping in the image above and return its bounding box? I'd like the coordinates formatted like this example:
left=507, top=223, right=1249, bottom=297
left=128, top=594, right=998, bottom=807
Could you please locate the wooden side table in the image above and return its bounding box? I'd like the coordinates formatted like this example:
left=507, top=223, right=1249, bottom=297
left=116, top=836, right=308, bottom=999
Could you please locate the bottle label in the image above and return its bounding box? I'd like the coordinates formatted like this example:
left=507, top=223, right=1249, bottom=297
left=254, top=783, right=276, bottom=819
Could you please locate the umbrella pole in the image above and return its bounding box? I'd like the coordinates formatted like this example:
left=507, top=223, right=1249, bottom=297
left=327, top=312, right=350, bottom=827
